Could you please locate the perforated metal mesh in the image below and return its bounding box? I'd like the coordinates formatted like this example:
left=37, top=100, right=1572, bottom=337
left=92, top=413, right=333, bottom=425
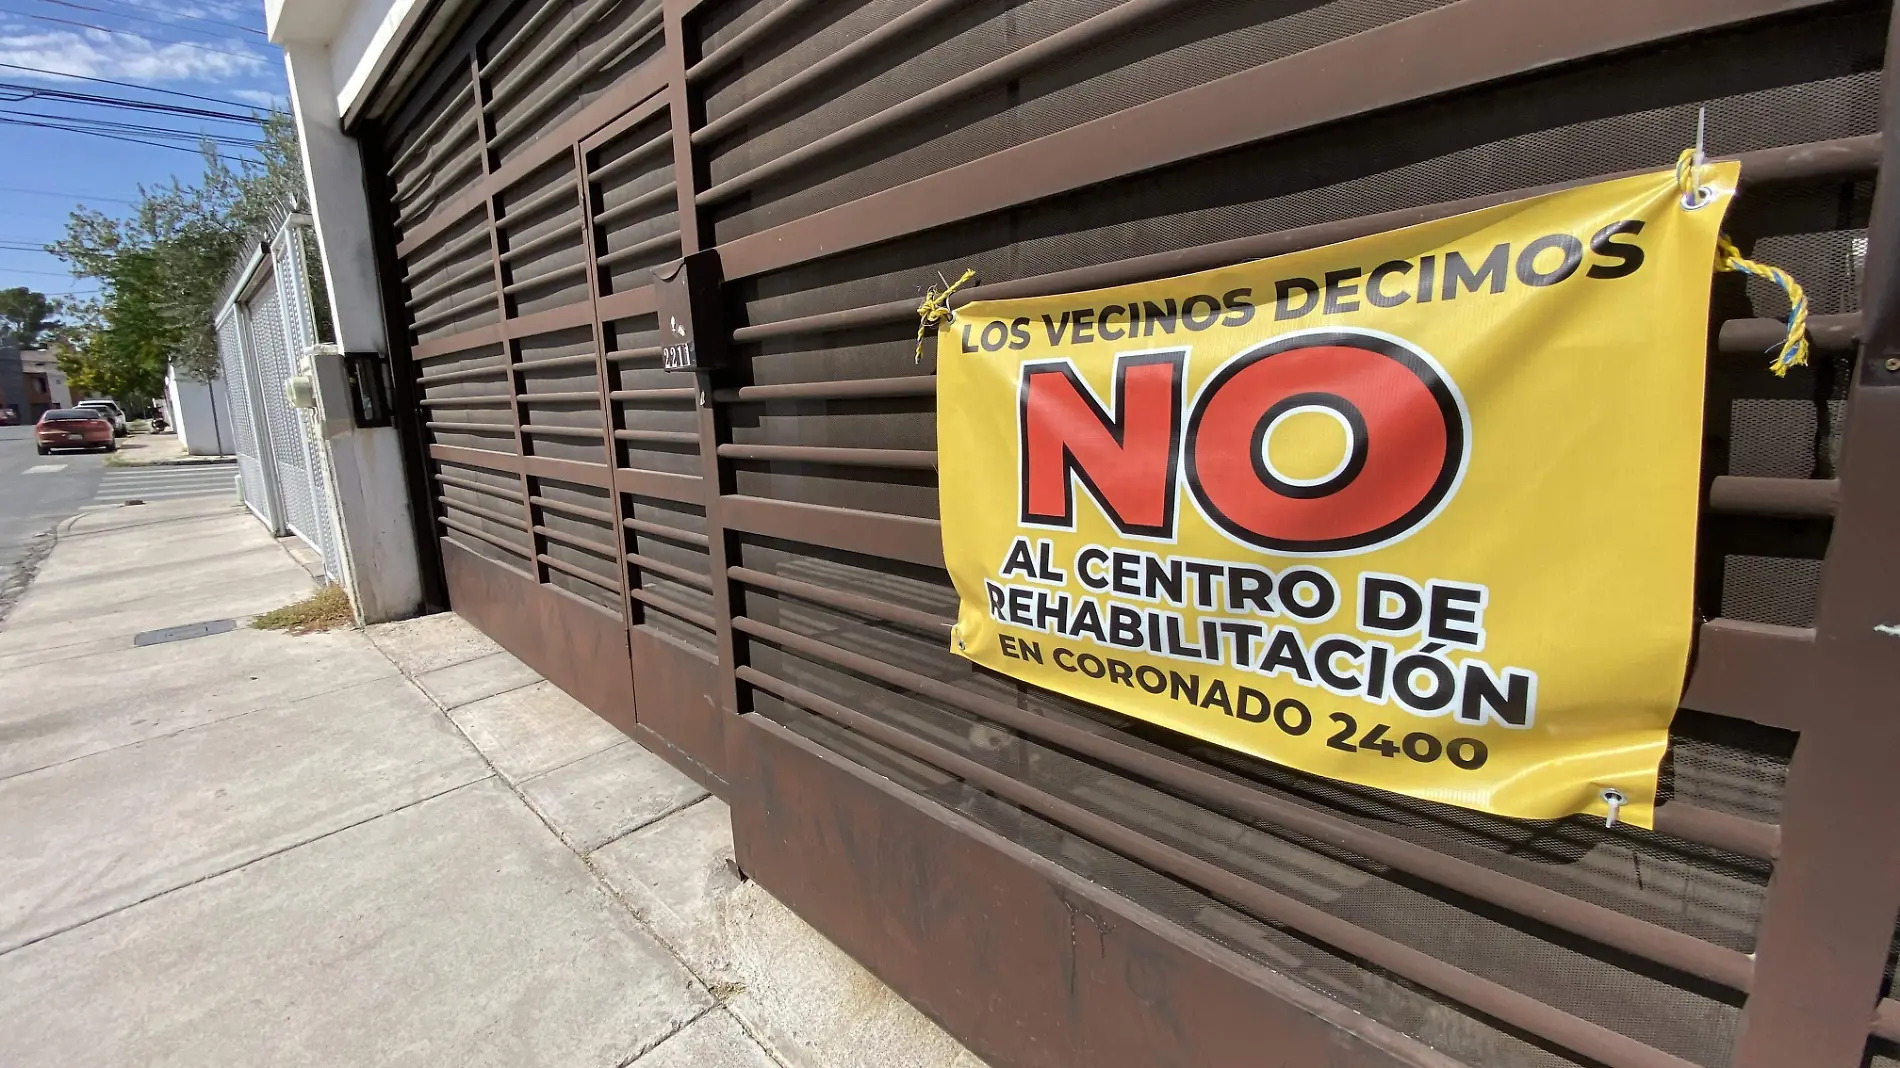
left=214, top=311, right=273, bottom=527
left=244, top=273, right=320, bottom=545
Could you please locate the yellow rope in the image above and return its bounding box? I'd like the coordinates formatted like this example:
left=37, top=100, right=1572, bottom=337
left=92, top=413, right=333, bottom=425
left=914, top=268, right=975, bottom=362
left=1675, top=149, right=1810, bottom=376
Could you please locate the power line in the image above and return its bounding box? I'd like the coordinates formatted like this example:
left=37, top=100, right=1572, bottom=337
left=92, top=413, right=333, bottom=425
left=1, top=10, right=263, bottom=63
left=0, top=81, right=265, bottom=123
left=0, top=185, right=137, bottom=204
left=28, top=0, right=265, bottom=40
left=0, top=115, right=259, bottom=161
left=0, top=61, right=258, bottom=108
left=0, top=265, right=79, bottom=277
left=92, top=0, right=265, bottom=36
left=0, top=105, right=267, bottom=142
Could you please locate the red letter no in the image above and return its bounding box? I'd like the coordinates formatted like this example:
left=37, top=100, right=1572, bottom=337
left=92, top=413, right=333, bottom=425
left=1019, top=351, right=1185, bottom=538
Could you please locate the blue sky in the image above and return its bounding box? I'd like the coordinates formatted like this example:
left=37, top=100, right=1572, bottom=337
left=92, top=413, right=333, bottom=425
left=0, top=0, right=287, bottom=308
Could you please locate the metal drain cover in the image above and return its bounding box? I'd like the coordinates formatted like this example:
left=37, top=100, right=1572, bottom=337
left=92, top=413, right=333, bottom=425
left=133, top=619, right=237, bottom=647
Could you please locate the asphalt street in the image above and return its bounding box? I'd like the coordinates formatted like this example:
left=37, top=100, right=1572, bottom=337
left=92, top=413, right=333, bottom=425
left=0, top=425, right=110, bottom=614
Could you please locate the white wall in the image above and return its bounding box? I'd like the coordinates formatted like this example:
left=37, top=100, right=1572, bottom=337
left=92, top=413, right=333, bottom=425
left=165, top=366, right=238, bottom=456
left=275, top=41, right=426, bottom=624
left=268, top=0, right=438, bottom=120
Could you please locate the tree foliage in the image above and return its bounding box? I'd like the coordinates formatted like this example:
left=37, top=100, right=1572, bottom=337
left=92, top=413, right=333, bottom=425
left=0, top=287, right=56, bottom=348
left=49, top=111, right=316, bottom=398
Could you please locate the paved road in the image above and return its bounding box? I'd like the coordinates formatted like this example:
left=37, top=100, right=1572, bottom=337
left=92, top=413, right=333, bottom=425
left=0, top=425, right=110, bottom=609
left=0, top=427, right=241, bottom=622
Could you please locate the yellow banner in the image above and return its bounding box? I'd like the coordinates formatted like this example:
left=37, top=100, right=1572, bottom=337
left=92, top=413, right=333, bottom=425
left=938, top=165, right=1738, bottom=827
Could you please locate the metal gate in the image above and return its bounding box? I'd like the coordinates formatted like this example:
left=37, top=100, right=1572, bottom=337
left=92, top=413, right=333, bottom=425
left=358, top=2, right=1900, bottom=1066
left=214, top=217, right=345, bottom=581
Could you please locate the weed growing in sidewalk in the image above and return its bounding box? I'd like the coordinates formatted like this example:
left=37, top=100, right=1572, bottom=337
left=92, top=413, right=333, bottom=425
left=252, top=583, right=355, bottom=634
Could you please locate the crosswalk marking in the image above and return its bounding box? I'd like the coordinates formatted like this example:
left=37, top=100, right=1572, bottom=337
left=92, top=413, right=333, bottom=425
left=93, top=464, right=239, bottom=505
left=24, top=464, right=66, bottom=474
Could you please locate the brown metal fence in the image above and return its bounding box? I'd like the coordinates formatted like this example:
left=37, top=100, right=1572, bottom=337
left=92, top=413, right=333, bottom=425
left=354, top=1, right=1900, bottom=1065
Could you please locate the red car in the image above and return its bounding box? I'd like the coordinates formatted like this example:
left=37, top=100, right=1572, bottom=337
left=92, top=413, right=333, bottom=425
left=36, top=408, right=117, bottom=454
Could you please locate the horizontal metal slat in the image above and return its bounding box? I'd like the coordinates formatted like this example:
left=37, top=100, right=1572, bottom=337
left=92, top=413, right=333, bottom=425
left=427, top=420, right=514, bottom=434
left=436, top=472, right=526, bottom=502
left=1650, top=801, right=1780, bottom=862
left=729, top=565, right=953, bottom=634
left=597, top=285, right=658, bottom=321
left=523, top=454, right=612, bottom=488
left=719, top=495, right=943, bottom=569
left=439, top=494, right=529, bottom=530
left=631, top=586, right=716, bottom=629
left=499, top=219, right=583, bottom=264
left=501, top=176, right=584, bottom=227
left=628, top=550, right=713, bottom=591
left=713, top=376, right=936, bottom=403
left=616, top=428, right=699, bottom=444
left=1719, top=312, right=1858, bottom=356
left=430, top=443, right=523, bottom=473
left=491, top=8, right=664, bottom=144
left=593, top=184, right=677, bottom=229
left=389, top=81, right=475, bottom=171
left=614, top=466, right=705, bottom=504
left=531, top=494, right=613, bottom=523
left=716, top=443, right=936, bottom=469
left=485, top=0, right=624, bottom=107
left=1681, top=617, right=1817, bottom=733
left=515, top=352, right=598, bottom=371
left=588, top=130, right=673, bottom=184
left=611, top=386, right=695, bottom=402
left=685, top=0, right=825, bottom=84
left=535, top=523, right=618, bottom=557
left=441, top=514, right=531, bottom=557
left=698, top=0, right=1202, bottom=205
left=624, top=516, right=710, bottom=548
left=724, top=136, right=1876, bottom=322
left=716, top=0, right=1862, bottom=283
left=404, top=224, right=490, bottom=282
left=729, top=616, right=1757, bottom=989
left=412, top=325, right=504, bottom=362
left=693, top=0, right=963, bottom=145
left=420, top=393, right=510, bottom=408
left=1707, top=477, right=1840, bottom=518
left=503, top=261, right=589, bottom=296
left=595, top=229, right=681, bottom=268
left=538, top=552, right=621, bottom=592
left=519, top=423, right=604, bottom=439
left=396, top=64, right=666, bottom=259
left=735, top=658, right=1701, bottom=1068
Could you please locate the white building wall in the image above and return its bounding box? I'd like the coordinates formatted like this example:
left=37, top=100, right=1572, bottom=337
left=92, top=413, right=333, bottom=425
left=165, top=366, right=238, bottom=456
left=257, top=3, right=428, bottom=624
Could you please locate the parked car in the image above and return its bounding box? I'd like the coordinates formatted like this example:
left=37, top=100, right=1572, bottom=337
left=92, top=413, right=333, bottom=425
left=76, top=399, right=128, bottom=437
left=36, top=408, right=116, bottom=454
left=0, top=408, right=16, bottom=426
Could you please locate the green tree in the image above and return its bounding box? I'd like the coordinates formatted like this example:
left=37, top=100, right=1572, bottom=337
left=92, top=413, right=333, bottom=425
left=0, top=287, right=55, bottom=347
left=50, top=111, right=319, bottom=396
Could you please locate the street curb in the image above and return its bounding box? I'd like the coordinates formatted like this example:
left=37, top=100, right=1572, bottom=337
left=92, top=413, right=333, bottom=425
left=104, top=458, right=240, bottom=469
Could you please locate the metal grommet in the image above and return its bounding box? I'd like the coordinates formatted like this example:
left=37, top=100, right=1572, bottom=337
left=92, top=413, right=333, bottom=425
left=1600, top=788, right=1628, bottom=829
left=1885, top=357, right=1900, bottom=373
left=1680, top=185, right=1714, bottom=210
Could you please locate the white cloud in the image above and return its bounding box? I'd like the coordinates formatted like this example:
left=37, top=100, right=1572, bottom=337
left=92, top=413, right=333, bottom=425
left=0, top=26, right=267, bottom=85
left=228, top=88, right=287, bottom=109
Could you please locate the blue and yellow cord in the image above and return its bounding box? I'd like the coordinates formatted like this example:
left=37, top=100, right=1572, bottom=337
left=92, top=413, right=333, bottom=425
left=1678, top=148, right=1810, bottom=376
left=915, top=268, right=976, bottom=362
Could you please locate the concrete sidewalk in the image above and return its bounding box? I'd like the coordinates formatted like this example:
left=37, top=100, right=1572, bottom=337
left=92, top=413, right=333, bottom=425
left=0, top=497, right=982, bottom=1068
